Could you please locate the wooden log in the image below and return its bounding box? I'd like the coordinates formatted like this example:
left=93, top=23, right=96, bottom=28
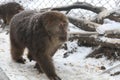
left=67, top=16, right=101, bottom=31
left=51, top=2, right=106, bottom=14
left=77, top=36, right=100, bottom=47
left=86, top=46, right=120, bottom=60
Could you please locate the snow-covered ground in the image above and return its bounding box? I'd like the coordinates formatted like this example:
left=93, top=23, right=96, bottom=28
left=0, top=20, right=120, bottom=80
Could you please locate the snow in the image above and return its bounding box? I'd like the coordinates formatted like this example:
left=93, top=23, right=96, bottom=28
left=0, top=21, right=120, bottom=80
left=96, top=19, right=120, bottom=34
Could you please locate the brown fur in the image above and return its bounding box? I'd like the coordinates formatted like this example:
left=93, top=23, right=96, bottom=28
left=10, top=10, right=68, bottom=80
left=0, top=2, right=24, bottom=28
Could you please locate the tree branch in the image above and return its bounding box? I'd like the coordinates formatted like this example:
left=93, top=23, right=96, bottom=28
left=100, top=64, right=120, bottom=74
left=51, top=2, right=106, bottom=14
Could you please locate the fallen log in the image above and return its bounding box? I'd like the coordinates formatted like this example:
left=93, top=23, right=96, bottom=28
left=67, top=16, right=101, bottom=31
left=87, top=46, right=120, bottom=59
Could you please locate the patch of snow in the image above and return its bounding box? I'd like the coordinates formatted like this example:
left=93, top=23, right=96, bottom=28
left=96, top=19, right=120, bottom=34
left=0, top=31, right=120, bottom=80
